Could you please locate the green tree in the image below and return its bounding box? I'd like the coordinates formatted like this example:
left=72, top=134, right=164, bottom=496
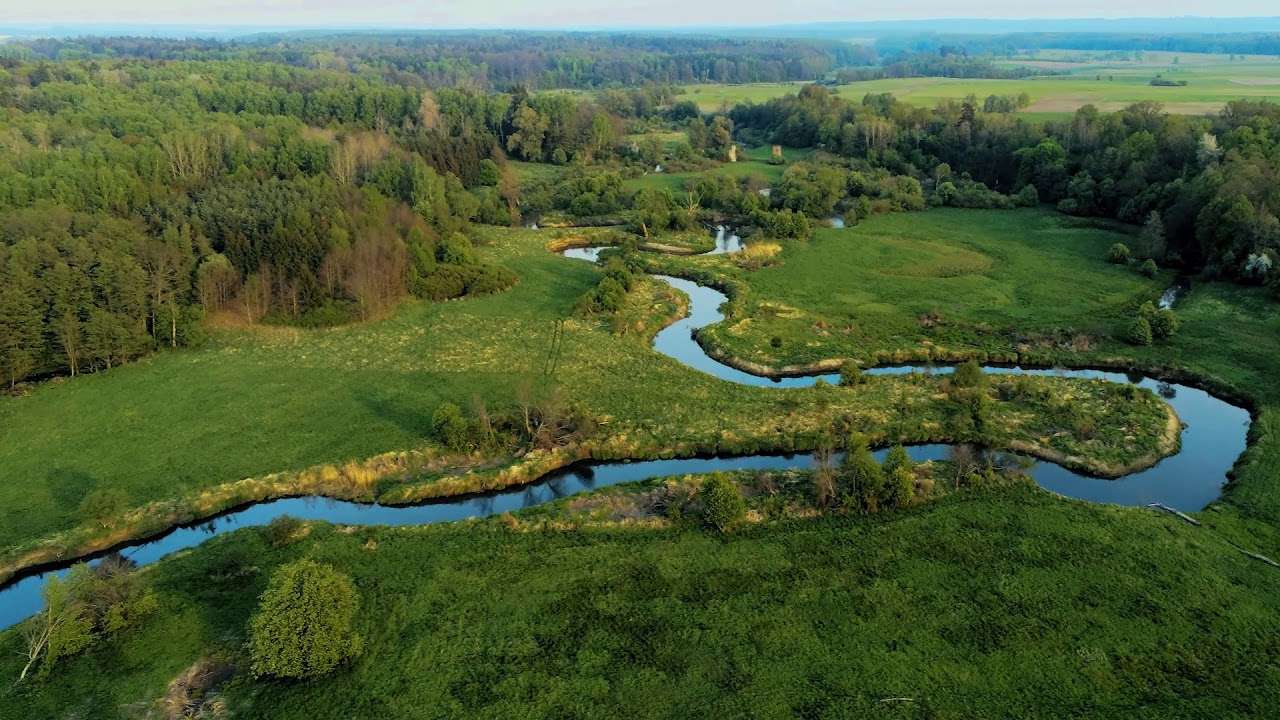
left=839, top=361, right=864, bottom=386
left=882, top=444, right=913, bottom=478
left=700, top=473, right=746, bottom=532
left=19, top=571, right=92, bottom=682
left=1127, top=315, right=1154, bottom=345
left=432, top=401, right=470, bottom=451
left=881, top=444, right=915, bottom=508
left=248, top=560, right=363, bottom=679
left=952, top=359, right=986, bottom=389
left=841, top=434, right=885, bottom=513
left=0, top=279, right=43, bottom=388
left=1107, top=243, right=1131, bottom=264
left=506, top=103, right=548, bottom=161
left=1138, top=211, right=1166, bottom=261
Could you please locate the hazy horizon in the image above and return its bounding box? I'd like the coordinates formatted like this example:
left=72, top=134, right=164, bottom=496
left=5, top=2, right=1280, bottom=32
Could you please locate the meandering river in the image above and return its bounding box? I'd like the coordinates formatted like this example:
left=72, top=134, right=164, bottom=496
left=0, top=228, right=1250, bottom=630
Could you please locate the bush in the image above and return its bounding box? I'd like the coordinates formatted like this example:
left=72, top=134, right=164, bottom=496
left=839, top=361, right=864, bottom=386
left=885, top=466, right=916, bottom=508
left=1138, top=258, right=1159, bottom=278
left=770, top=336, right=783, bottom=349
left=1126, top=316, right=1153, bottom=346
left=1107, top=243, right=1131, bottom=264
left=78, top=488, right=130, bottom=528
left=841, top=434, right=884, bottom=512
left=881, top=445, right=916, bottom=508
left=1149, top=308, right=1180, bottom=339
left=951, top=359, right=986, bottom=389
left=263, top=515, right=304, bottom=548
left=432, top=401, right=470, bottom=451
left=700, top=473, right=746, bottom=532
left=1014, top=184, right=1039, bottom=207
left=249, top=560, right=363, bottom=679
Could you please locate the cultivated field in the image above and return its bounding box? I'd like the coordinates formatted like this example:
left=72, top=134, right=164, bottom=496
left=678, top=51, right=1280, bottom=117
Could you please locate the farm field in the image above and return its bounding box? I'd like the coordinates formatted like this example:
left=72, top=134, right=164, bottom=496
left=678, top=51, right=1280, bottom=116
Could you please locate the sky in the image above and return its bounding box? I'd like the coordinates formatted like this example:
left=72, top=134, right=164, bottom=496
left=5, top=1, right=1280, bottom=30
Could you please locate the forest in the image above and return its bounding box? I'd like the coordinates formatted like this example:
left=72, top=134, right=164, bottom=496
left=5, top=33, right=868, bottom=88
left=2, top=45, right=1278, bottom=387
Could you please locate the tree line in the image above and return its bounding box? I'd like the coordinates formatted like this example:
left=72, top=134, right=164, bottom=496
left=5, top=32, right=866, bottom=89
left=727, top=85, right=1280, bottom=288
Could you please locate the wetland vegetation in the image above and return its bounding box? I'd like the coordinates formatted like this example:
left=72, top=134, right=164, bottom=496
left=0, top=21, right=1278, bottom=719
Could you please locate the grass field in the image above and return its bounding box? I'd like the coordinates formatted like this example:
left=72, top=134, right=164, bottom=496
left=657, top=207, right=1280, bottom=555
left=677, top=51, right=1280, bottom=117
left=0, top=219, right=1167, bottom=571
left=690, top=208, right=1167, bottom=368
left=3, top=482, right=1278, bottom=718
left=5, top=207, right=1280, bottom=716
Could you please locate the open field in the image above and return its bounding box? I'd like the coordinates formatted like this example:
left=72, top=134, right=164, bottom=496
left=0, top=219, right=1168, bottom=572
left=3, top=482, right=1278, bottom=718
left=657, top=208, right=1280, bottom=553
left=4, top=208, right=1280, bottom=717
left=689, top=208, right=1168, bottom=368
left=678, top=52, right=1280, bottom=117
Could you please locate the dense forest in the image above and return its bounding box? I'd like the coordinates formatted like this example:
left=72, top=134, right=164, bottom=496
left=2, top=33, right=868, bottom=89
left=0, top=58, right=542, bottom=386
left=1, top=40, right=1278, bottom=389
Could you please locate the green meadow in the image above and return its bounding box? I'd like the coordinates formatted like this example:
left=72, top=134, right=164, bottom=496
left=0, top=220, right=1168, bottom=569
left=689, top=208, right=1168, bottom=368
left=678, top=51, right=1280, bottom=117
left=3, top=483, right=1278, bottom=718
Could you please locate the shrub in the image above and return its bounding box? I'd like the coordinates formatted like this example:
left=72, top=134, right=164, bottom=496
left=770, top=336, right=783, bottom=349
left=249, top=560, right=363, bottom=679
left=1126, top=316, right=1153, bottom=346
left=432, top=402, right=470, bottom=451
left=882, top=444, right=913, bottom=477
left=1149, top=308, right=1180, bottom=339
left=1107, top=243, right=1131, bottom=264
left=700, top=473, right=746, bottom=532
left=951, top=359, right=986, bottom=389
left=885, top=466, right=916, bottom=508
left=78, top=488, right=130, bottom=528
left=735, top=241, right=781, bottom=270
left=1138, top=258, right=1159, bottom=278
left=1014, top=184, right=1039, bottom=207
left=263, top=515, right=303, bottom=548
left=839, top=361, right=864, bottom=386
left=841, top=434, right=884, bottom=512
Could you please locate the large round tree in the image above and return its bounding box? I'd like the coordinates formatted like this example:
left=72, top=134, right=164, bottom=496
left=248, top=559, right=363, bottom=679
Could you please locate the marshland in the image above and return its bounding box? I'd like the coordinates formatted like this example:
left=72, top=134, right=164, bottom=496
left=1, top=21, right=1279, bottom=719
